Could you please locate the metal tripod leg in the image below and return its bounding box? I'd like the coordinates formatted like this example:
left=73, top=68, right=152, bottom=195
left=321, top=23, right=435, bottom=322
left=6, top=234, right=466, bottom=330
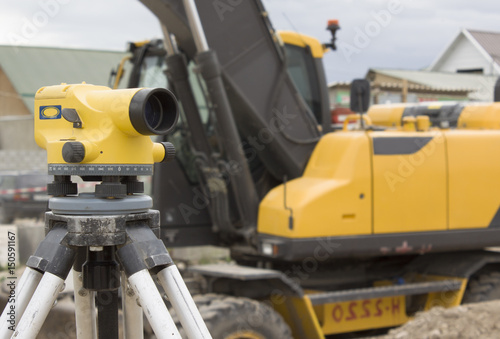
left=7, top=226, right=76, bottom=339
left=128, top=269, right=181, bottom=339
left=12, top=272, right=66, bottom=339
left=122, top=272, right=144, bottom=339
left=117, top=223, right=211, bottom=339
left=73, top=269, right=97, bottom=339
left=157, top=265, right=211, bottom=339
left=0, top=268, right=42, bottom=339
left=73, top=248, right=97, bottom=339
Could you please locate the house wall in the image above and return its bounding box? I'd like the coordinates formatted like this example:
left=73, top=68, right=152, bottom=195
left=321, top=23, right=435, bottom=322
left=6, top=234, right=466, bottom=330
left=0, top=116, right=37, bottom=151
left=432, top=35, right=499, bottom=75
left=0, top=67, right=30, bottom=117
left=376, top=91, right=467, bottom=104
left=0, top=116, right=45, bottom=171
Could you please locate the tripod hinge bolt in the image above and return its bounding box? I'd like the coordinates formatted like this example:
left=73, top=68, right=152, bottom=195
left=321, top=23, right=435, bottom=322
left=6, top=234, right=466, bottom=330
left=78, top=288, right=88, bottom=297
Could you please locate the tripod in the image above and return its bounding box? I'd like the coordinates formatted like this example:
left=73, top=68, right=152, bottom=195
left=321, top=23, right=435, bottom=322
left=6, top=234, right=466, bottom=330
left=0, top=178, right=212, bottom=339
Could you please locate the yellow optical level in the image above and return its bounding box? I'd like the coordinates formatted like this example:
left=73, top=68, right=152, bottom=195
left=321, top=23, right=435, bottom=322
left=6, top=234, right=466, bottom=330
left=34, top=83, right=178, bottom=176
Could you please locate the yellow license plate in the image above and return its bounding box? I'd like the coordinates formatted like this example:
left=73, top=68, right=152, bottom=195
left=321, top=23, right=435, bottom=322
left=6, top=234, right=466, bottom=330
left=318, top=296, right=410, bottom=334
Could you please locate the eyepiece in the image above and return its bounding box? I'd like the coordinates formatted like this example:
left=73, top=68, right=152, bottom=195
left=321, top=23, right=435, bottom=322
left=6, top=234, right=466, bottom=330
left=129, top=88, right=178, bottom=135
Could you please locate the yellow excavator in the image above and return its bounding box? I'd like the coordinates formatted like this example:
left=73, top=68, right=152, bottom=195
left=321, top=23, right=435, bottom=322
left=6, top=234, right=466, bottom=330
left=105, top=0, right=500, bottom=337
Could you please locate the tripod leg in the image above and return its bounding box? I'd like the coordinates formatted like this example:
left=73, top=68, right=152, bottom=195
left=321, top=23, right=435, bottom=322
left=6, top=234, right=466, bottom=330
left=8, top=226, right=76, bottom=339
left=0, top=268, right=42, bottom=339
left=118, top=223, right=211, bottom=339
left=73, top=269, right=97, bottom=339
left=11, top=272, right=66, bottom=339
left=157, top=265, right=212, bottom=339
left=127, top=269, right=181, bottom=339
left=122, top=272, right=143, bottom=339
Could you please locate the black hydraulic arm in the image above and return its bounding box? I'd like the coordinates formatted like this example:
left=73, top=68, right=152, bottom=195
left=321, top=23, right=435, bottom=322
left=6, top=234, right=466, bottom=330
left=140, top=0, right=322, bottom=180
left=162, top=30, right=238, bottom=238
left=180, top=0, right=260, bottom=233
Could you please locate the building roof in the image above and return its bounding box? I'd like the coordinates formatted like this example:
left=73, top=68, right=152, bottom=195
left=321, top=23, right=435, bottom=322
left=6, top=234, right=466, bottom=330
left=0, top=45, right=128, bottom=114
left=327, top=81, right=351, bottom=88
left=468, top=29, right=500, bottom=66
left=428, top=28, right=500, bottom=75
left=368, top=68, right=498, bottom=101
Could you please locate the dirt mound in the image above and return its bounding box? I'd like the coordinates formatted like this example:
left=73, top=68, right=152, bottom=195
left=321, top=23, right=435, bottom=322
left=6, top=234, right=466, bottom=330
left=378, top=300, right=500, bottom=339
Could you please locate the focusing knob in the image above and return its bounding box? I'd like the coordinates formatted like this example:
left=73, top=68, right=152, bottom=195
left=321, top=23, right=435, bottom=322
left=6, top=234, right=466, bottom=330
left=62, top=142, right=85, bottom=163
left=161, top=142, right=176, bottom=162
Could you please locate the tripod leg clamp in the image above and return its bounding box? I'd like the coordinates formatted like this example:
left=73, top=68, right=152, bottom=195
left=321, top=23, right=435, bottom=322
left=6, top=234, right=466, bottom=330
left=26, top=224, right=76, bottom=280
left=117, top=223, right=174, bottom=277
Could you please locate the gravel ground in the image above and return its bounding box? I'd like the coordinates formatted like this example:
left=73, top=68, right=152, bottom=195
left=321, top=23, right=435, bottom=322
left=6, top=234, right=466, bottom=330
left=376, top=300, right=500, bottom=339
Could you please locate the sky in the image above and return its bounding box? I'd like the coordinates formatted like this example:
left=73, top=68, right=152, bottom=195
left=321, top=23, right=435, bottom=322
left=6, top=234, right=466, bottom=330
left=1, top=0, right=500, bottom=83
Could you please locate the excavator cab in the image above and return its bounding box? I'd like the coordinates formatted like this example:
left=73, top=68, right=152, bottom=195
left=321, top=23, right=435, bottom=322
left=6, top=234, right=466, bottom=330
left=279, top=31, right=330, bottom=128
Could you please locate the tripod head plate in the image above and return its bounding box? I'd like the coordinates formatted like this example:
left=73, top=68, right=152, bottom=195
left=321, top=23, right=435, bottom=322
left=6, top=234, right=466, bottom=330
left=49, top=193, right=152, bottom=215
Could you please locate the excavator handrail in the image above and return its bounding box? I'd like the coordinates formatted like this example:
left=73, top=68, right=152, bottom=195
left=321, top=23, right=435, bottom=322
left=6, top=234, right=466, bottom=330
left=342, top=114, right=372, bottom=131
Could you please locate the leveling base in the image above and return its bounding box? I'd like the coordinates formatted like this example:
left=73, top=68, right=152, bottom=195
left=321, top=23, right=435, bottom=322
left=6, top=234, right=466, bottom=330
left=0, top=194, right=211, bottom=339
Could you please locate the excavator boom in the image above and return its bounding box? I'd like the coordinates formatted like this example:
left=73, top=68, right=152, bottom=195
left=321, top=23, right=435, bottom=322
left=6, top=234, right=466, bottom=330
left=141, top=0, right=330, bottom=180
